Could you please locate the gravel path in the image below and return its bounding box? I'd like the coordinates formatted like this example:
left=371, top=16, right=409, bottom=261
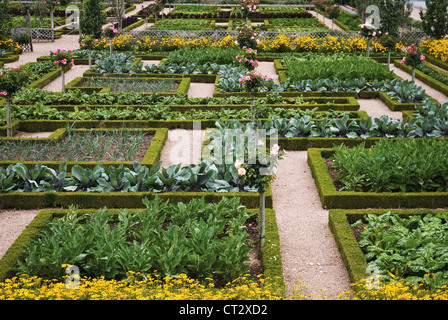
left=358, top=99, right=403, bottom=120
left=5, top=34, right=82, bottom=68
left=42, top=64, right=89, bottom=92
left=188, top=83, right=215, bottom=98
left=271, top=151, right=352, bottom=299
left=256, top=61, right=280, bottom=85
left=159, top=129, right=205, bottom=167
left=0, top=209, right=40, bottom=258
left=308, top=9, right=344, bottom=31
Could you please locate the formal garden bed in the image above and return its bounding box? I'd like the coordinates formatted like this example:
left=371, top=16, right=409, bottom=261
left=1, top=0, right=448, bottom=302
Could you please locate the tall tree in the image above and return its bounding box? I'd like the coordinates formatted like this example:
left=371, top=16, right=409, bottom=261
left=113, top=0, right=126, bottom=31
left=378, top=0, right=412, bottom=36
left=0, top=0, right=11, bottom=40
left=80, top=0, right=106, bottom=38
left=420, top=0, right=448, bottom=39
left=350, top=0, right=380, bottom=22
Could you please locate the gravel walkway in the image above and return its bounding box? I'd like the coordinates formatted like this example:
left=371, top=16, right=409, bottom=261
left=159, top=129, right=205, bottom=167
left=5, top=35, right=82, bottom=68
left=271, top=151, right=352, bottom=299
left=256, top=61, right=280, bottom=85
left=0, top=209, right=40, bottom=258
left=42, top=65, right=89, bottom=92
left=358, top=99, right=403, bottom=120
left=308, top=9, right=343, bottom=31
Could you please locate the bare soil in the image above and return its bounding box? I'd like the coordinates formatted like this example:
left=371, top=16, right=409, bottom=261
left=0, top=134, right=153, bottom=162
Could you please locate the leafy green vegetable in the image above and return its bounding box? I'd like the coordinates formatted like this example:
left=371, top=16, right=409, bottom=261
left=331, top=138, right=448, bottom=192
left=352, top=211, right=448, bottom=290
left=16, top=196, right=254, bottom=282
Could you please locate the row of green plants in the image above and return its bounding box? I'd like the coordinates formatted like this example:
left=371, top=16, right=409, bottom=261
left=8, top=88, right=329, bottom=106
left=149, top=19, right=213, bottom=31
left=212, top=101, right=448, bottom=139
left=281, top=53, right=395, bottom=82
left=415, top=63, right=448, bottom=87
left=330, top=138, right=448, bottom=193
left=281, top=78, right=429, bottom=104
left=352, top=211, right=448, bottom=291
left=1, top=60, right=59, bottom=88
left=15, top=196, right=254, bottom=283
left=2, top=103, right=353, bottom=125
left=0, top=160, right=245, bottom=193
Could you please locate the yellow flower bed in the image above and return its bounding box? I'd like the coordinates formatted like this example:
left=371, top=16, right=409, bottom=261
left=132, top=35, right=238, bottom=52
left=4, top=273, right=447, bottom=300
left=258, top=34, right=400, bottom=54
left=332, top=274, right=448, bottom=300
left=0, top=273, right=294, bottom=300
left=0, top=39, right=20, bottom=52
left=420, top=39, right=448, bottom=62
left=83, top=34, right=410, bottom=55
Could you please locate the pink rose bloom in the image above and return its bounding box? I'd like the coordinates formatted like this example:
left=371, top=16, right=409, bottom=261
left=54, top=61, right=59, bottom=64
left=0, top=92, right=7, bottom=96
left=270, top=149, right=278, bottom=156
left=400, top=57, right=406, bottom=64
left=420, top=55, right=425, bottom=61
left=234, top=159, right=242, bottom=169
left=413, top=51, right=417, bottom=55
left=271, top=144, right=280, bottom=152
left=71, top=59, right=74, bottom=66
left=238, top=168, right=246, bottom=176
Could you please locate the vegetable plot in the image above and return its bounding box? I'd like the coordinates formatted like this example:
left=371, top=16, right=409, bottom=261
left=16, top=196, right=256, bottom=284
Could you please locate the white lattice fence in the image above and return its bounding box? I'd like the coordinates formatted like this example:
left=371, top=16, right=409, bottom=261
left=13, top=28, right=55, bottom=42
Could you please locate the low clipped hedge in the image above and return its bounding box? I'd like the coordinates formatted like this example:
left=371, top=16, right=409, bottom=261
left=0, top=183, right=273, bottom=210
left=393, top=59, right=448, bottom=98
left=0, top=54, right=19, bottom=63
left=276, top=135, right=385, bottom=151
left=32, top=96, right=360, bottom=112
left=328, top=208, right=448, bottom=285
left=424, top=55, right=448, bottom=72
left=0, top=205, right=284, bottom=295
left=307, top=147, right=448, bottom=209
left=0, top=105, right=366, bottom=135
left=0, top=127, right=168, bottom=170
